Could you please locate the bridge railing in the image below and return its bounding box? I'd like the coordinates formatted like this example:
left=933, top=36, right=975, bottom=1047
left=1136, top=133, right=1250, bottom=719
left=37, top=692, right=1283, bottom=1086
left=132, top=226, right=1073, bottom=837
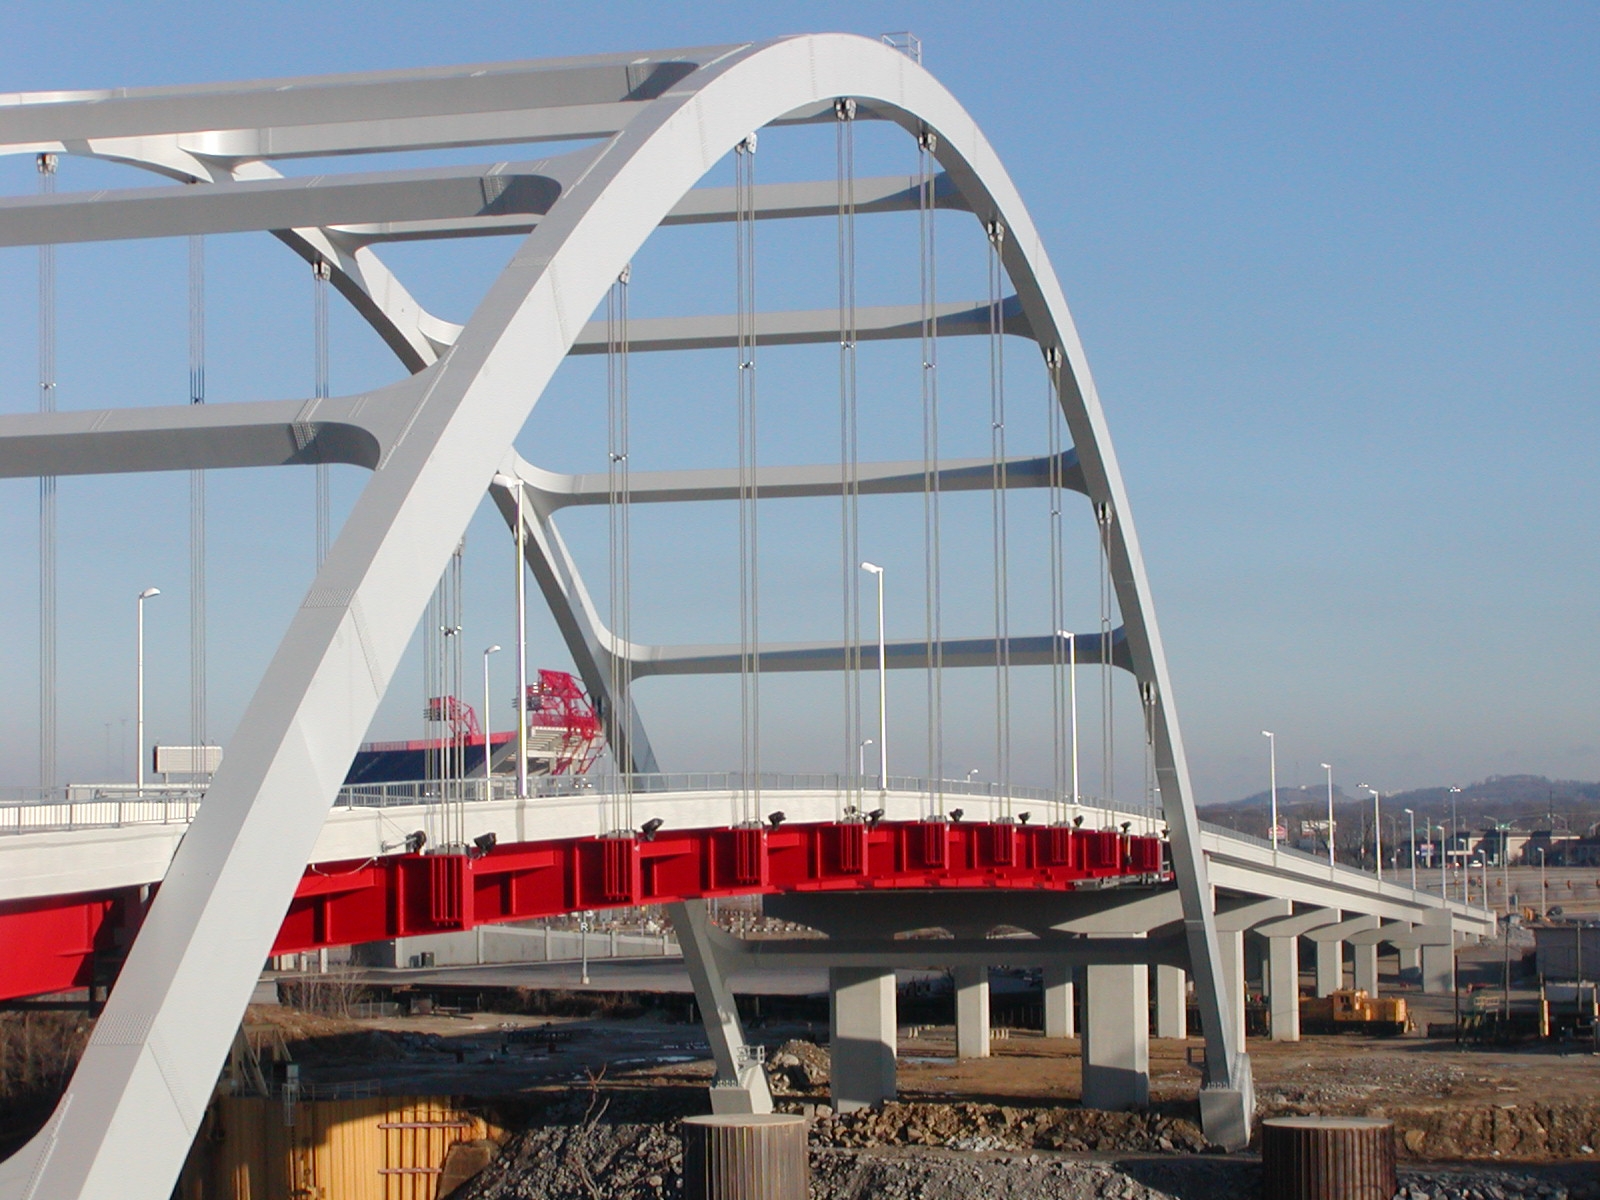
left=1198, top=818, right=1492, bottom=916
left=0, top=785, right=205, bottom=833
left=0, top=773, right=1161, bottom=835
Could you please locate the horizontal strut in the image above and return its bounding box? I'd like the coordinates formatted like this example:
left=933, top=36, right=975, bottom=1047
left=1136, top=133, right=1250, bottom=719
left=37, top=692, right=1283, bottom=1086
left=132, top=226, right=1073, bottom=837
left=570, top=296, right=1029, bottom=354
left=523, top=450, right=1087, bottom=508
left=625, top=629, right=1133, bottom=678
left=0, top=167, right=963, bottom=249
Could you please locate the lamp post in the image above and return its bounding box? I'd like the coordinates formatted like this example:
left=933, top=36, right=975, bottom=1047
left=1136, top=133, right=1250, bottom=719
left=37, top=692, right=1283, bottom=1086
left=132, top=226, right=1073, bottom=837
left=1499, top=825, right=1511, bottom=915
left=1359, top=783, right=1382, bottom=882
left=1478, top=857, right=1489, bottom=912
left=1056, top=631, right=1078, bottom=808
left=1538, top=847, right=1547, bottom=918
left=135, top=587, right=161, bottom=792
left=1321, top=762, right=1335, bottom=867
left=1436, top=825, right=1447, bottom=898
left=482, top=645, right=501, bottom=786
left=1404, top=808, right=1417, bottom=891
left=1261, top=730, right=1278, bottom=861
left=579, top=911, right=591, bottom=986
left=1448, top=786, right=1462, bottom=902
left=860, top=562, right=887, bottom=791
left=858, top=739, right=873, bottom=779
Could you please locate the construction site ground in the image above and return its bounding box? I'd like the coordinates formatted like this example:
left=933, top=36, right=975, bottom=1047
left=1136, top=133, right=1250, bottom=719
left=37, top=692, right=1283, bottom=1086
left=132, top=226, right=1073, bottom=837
left=239, top=937, right=1600, bottom=1173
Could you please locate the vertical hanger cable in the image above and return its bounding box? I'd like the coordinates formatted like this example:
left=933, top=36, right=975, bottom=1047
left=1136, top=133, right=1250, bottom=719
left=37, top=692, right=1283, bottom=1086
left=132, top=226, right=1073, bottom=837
left=735, top=133, right=761, bottom=825
left=37, top=153, right=57, bottom=793
left=987, top=220, right=1011, bottom=818
left=313, top=259, right=331, bottom=569
left=189, top=232, right=208, bottom=762
left=918, top=129, right=943, bottom=816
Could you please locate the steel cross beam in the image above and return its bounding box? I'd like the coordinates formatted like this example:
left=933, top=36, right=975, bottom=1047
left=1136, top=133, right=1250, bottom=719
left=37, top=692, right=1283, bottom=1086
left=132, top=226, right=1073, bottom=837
left=0, top=167, right=964, bottom=248
left=0, top=35, right=1250, bottom=1198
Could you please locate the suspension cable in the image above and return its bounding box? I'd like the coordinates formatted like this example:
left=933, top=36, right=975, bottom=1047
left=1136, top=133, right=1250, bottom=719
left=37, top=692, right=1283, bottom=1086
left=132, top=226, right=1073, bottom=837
left=313, top=258, right=331, bottom=569
left=450, top=541, right=465, bottom=847
left=1045, top=345, right=1066, bottom=823
left=1098, top=500, right=1115, bottom=805
left=987, top=219, right=1011, bottom=819
left=1141, top=680, right=1157, bottom=833
left=189, top=231, right=208, bottom=762
left=606, top=264, right=634, bottom=835
left=424, top=545, right=467, bottom=848
left=735, top=132, right=761, bottom=825
left=37, top=153, right=56, bottom=793
left=918, top=127, right=944, bottom=817
left=836, top=99, right=862, bottom=819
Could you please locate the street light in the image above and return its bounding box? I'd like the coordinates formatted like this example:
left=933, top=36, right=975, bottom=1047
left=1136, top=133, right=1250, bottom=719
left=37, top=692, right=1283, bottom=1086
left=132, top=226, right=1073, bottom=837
left=1321, top=763, right=1335, bottom=867
left=1359, top=783, right=1382, bottom=883
left=135, top=587, right=161, bottom=792
left=482, top=645, right=501, bottom=783
left=1538, top=846, right=1547, bottom=919
left=1056, top=631, right=1079, bottom=808
left=858, top=738, right=874, bottom=779
left=1261, top=731, right=1278, bottom=861
left=1491, top=825, right=1504, bottom=921
left=1436, top=825, right=1447, bottom=898
left=1448, top=786, right=1463, bottom=903
left=860, top=562, right=887, bottom=791
left=1404, top=808, right=1417, bottom=891
left=579, top=911, right=591, bottom=986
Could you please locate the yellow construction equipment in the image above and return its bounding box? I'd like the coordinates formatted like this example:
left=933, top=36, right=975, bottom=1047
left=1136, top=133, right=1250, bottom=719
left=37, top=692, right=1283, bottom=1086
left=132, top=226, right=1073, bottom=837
left=1299, top=988, right=1413, bottom=1035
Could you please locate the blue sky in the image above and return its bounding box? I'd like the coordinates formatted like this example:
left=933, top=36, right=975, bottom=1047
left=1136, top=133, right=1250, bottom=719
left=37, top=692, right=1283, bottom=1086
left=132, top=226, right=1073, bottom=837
left=0, top=1, right=1594, bottom=805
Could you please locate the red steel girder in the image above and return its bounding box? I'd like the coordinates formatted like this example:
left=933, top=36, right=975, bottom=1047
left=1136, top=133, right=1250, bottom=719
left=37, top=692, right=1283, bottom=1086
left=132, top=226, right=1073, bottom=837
left=0, top=821, right=1167, bottom=1001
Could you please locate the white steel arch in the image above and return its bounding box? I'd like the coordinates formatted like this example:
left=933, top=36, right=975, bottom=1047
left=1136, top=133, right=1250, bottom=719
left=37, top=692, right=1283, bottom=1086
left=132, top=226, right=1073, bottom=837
left=0, top=34, right=1249, bottom=1199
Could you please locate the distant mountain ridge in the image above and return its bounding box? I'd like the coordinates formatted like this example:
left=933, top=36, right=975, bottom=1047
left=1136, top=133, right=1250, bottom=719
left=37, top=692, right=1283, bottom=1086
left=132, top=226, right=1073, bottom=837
left=1198, top=774, right=1600, bottom=837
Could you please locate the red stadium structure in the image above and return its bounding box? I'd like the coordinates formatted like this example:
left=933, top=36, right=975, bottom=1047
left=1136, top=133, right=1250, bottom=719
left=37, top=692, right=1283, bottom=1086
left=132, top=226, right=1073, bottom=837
left=343, top=668, right=603, bottom=786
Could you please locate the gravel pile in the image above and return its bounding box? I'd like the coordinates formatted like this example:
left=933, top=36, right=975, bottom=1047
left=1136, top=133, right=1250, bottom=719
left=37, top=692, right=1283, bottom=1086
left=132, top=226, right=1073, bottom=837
left=462, top=1128, right=1600, bottom=1200
left=810, top=1101, right=1209, bottom=1155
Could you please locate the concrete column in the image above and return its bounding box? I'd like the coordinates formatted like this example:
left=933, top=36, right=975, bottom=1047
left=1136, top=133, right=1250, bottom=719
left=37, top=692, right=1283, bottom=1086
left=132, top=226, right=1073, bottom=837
left=1316, top=940, right=1343, bottom=995
left=1266, top=937, right=1300, bottom=1042
left=1153, top=965, right=1186, bottom=1039
left=1352, top=942, right=1379, bottom=995
left=1217, top=928, right=1247, bottom=1047
left=1244, top=937, right=1265, bottom=1000
left=828, top=966, right=897, bottom=1112
left=1397, top=944, right=1420, bottom=983
left=1081, top=964, right=1149, bottom=1110
left=666, top=900, right=773, bottom=1115
left=954, top=964, right=991, bottom=1058
left=1421, top=943, right=1455, bottom=995
left=1042, top=964, right=1075, bottom=1039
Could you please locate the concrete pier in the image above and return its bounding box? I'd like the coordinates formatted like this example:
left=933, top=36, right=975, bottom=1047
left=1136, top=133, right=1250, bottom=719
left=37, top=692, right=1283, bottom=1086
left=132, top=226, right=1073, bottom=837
left=1043, top=964, right=1075, bottom=1038
left=1081, top=964, right=1149, bottom=1110
left=828, top=967, right=897, bottom=1112
left=954, top=964, right=991, bottom=1059
left=1153, top=965, right=1186, bottom=1039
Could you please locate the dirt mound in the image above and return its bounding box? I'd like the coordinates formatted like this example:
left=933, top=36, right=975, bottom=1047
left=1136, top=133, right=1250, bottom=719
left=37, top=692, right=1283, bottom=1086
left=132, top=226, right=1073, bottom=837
left=767, top=1039, right=830, bottom=1093
left=243, top=1005, right=408, bottom=1063
left=1385, top=1104, right=1600, bottom=1161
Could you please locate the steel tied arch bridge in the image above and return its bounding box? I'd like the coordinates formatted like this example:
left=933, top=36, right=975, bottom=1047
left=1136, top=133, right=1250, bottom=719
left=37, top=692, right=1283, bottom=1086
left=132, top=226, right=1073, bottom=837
left=0, top=36, right=1492, bottom=1199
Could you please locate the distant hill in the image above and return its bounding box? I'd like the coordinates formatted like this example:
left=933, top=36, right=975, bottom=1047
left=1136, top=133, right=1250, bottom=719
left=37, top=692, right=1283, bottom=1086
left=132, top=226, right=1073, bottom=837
left=1197, top=774, right=1600, bottom=842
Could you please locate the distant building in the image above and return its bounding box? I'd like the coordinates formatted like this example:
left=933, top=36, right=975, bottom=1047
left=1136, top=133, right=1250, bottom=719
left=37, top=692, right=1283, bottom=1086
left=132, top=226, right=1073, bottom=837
left=1534, top=923, right=1600, bottom=981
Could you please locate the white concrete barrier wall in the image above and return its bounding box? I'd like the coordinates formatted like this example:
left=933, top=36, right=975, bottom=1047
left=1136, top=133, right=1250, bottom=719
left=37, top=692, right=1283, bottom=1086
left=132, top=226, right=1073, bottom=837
left=357, top=925, right=679, bottom=969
